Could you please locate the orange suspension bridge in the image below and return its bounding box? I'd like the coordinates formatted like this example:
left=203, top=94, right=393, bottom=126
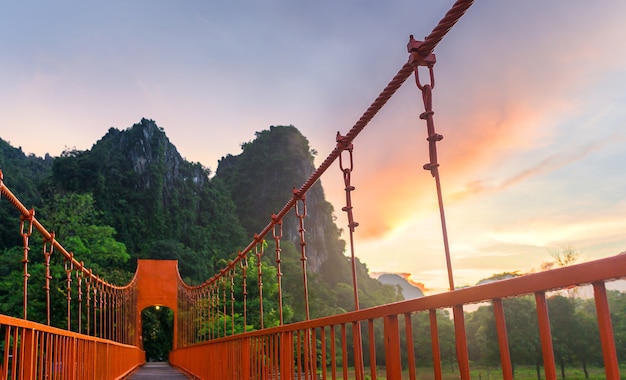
left=1, top=1, right=624, bottom=379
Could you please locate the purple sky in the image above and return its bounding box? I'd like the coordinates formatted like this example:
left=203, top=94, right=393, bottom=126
left=2, top=1, right=626, bottom=292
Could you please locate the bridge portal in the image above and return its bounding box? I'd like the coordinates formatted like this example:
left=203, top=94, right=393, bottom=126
left=135, top=259, right=180, bottom=349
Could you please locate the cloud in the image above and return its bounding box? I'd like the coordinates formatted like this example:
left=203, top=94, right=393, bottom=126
left=449, top=138, right=614, bottom=202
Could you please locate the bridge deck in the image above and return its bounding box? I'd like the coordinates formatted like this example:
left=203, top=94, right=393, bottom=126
left=126, top=362, right=191, bottom=379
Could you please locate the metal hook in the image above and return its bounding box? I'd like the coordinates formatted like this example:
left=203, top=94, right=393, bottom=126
left=415, top=64, right=435, bottom=90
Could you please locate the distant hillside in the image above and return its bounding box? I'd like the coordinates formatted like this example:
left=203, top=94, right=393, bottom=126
left=376, top=273, right=424, bottom=299
left=215, top=125, right=343, bottom=273
left=0, top=119, right=403, bottom=321
left=48, top=118, right=247, bottom=282
left=214, top=125, right=403, bottom=318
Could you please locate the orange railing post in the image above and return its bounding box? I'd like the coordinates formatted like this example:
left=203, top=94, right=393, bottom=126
left=493, top=298, right=513, bottom=380
left=535, top=291, right=557, bottom=379
left=5, top=2, right=626, bottom=379
left=168, top=256, right=626, bottom=379
left=384, top=315, right=402, bottom=380
left=452, top=305, right=471, bottom=380
left=0, top=175, right=144, bottom=378
left=20, top=328, right=35, bottom=380
left=1, top=315, right=144, bottom=379
left=593, top=282, right=621, bottom=379
left=429, top=309, right=443, bottom=380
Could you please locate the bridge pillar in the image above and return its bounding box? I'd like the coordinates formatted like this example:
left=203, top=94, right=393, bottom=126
left=135, top=259, right=180, bottom=349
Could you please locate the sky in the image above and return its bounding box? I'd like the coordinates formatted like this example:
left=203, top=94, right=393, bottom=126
left=2, top=1, right=625, bottom=294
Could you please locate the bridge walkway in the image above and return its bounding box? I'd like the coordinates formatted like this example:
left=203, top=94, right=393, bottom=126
left=126, top=362, right=191, bottom=379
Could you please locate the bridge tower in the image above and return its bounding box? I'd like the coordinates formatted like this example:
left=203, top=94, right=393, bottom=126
left=135, top=259, right=180, bottom=349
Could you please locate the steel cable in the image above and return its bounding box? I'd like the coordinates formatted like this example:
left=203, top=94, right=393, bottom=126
left=418, top=0, right=474, bottom=56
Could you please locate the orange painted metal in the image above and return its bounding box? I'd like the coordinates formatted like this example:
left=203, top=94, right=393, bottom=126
left=404, top=313, right=417, bottom=380
left=166, top=4, right=481, bottom=378
left=452, top=305, right=471, bottom=380
left=330, top=325, right=337, bottom=380
left=352, top=321, right=364, bottom=380
left=294, top=196, right=311, bottom=321
left=320, top=328, right=328, bottom=380
left=383, top=315, right=402, bottom=380
left=535, top=291, right=557, bottom=380
left=168, top=255, right=625, bottom=380
left=165, top=55, right=420, bottom=354
left=20, top=210, right=34, bottom=320
left=429, top=309, right=443, bottom=380
left=295, top=329, right=303, bottom=378
left=367, top=319, right=377, bottom=380
left=280, top=331, right=293, bottom=380
left=272, top=216, right=285, bottom=325
left=492, top=298, right=513, bottom=380
left=0, top=314, right=144, bottom=380
left=255, top=244, right=265, bottom=329
left=135, top=259, right=180, bottom=348
left=593, top=282, right=620, bottom=379
left=341, top=324, right=348, bottom=380
left=338, top=137, right=361, bottom=313
left=3, top=2, right=625, bottom=379
left=0, top=176, right=139, bottom=347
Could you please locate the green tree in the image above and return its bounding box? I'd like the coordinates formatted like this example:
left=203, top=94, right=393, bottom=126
left=142, top=306, right=174, bottom=362
left=548, top=295, right=577, bottom=380
left=466, top=304, right=495, bottom=365
left=571, top=298, right=601, bottom=379
left=0, top=138, right=52, bottom=252
left=465, top=297, right=540, bottom=376
left=503, top=297, right=541, bottom=375
left=49, top=120, right=247, bottom=278
left=607, top=290, right=626, bottom=365
left=39, top=192, right=130, bottom=276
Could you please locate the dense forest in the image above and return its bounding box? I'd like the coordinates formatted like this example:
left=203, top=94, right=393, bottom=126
left=0, top=119, right=624, bottom=374
left=0, top=119, right=402, bottom=359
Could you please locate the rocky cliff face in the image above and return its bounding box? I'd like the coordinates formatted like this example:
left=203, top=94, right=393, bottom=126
left=105, top=118, right=208, bottom=193
left=215, top=125, right=344, bottom=273
left=50, top=119, right=246, bottom=276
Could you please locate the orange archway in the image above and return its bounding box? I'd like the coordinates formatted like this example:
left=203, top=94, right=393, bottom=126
left=135, top=259, right=180, bottom=349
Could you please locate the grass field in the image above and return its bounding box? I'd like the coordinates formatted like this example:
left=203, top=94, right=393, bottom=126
left=467, top=365, right=622, bottom=380
left=320, top=364, right=626, bottom=380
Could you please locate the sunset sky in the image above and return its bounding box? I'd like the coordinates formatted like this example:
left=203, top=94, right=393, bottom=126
left=2, top=1, right=625, bottom=293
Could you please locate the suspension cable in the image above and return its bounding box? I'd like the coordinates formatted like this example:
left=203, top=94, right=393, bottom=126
left=166, top=0, right=476, bottom=342
left=418, top=0, right=474, bottom=57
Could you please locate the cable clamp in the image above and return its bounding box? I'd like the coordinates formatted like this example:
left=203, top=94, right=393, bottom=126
left=427, top=133, right=444, bottom=142
left=407, top=35, right=436, bottom=67
left=423, top=162, right=440, bottom=171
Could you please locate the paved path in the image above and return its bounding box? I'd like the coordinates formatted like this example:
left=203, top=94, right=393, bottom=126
left=126, top=362, right=191, bottom=379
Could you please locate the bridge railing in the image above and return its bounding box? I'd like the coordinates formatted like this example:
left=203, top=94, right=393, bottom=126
left=0, top=171, right=139, bottom=344
left=170, top=1, right=624, bottom=378
left=170, top=254, right=625, bottom=380
left=173, top=0, right=478, bottom=350
left=0, top=314, right=144, bottom=380
left=0, top=173, right=146, bottom=377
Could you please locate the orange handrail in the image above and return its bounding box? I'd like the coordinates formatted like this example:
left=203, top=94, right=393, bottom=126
left=170, top=254, right=625, bottom=379
left=0, top=314, right=145, bottom=380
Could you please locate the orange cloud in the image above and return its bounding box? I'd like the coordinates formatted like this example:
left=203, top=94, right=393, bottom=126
left=370, top=271, right=431, bottom=294
left=328, top=97, right=554, bottom=239
left=323, top=19, right=619, bottom=243
left=400, top=273, right=430, bottom=294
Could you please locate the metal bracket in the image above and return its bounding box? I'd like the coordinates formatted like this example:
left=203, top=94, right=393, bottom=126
left=407, top=35, right=436, bottom=66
